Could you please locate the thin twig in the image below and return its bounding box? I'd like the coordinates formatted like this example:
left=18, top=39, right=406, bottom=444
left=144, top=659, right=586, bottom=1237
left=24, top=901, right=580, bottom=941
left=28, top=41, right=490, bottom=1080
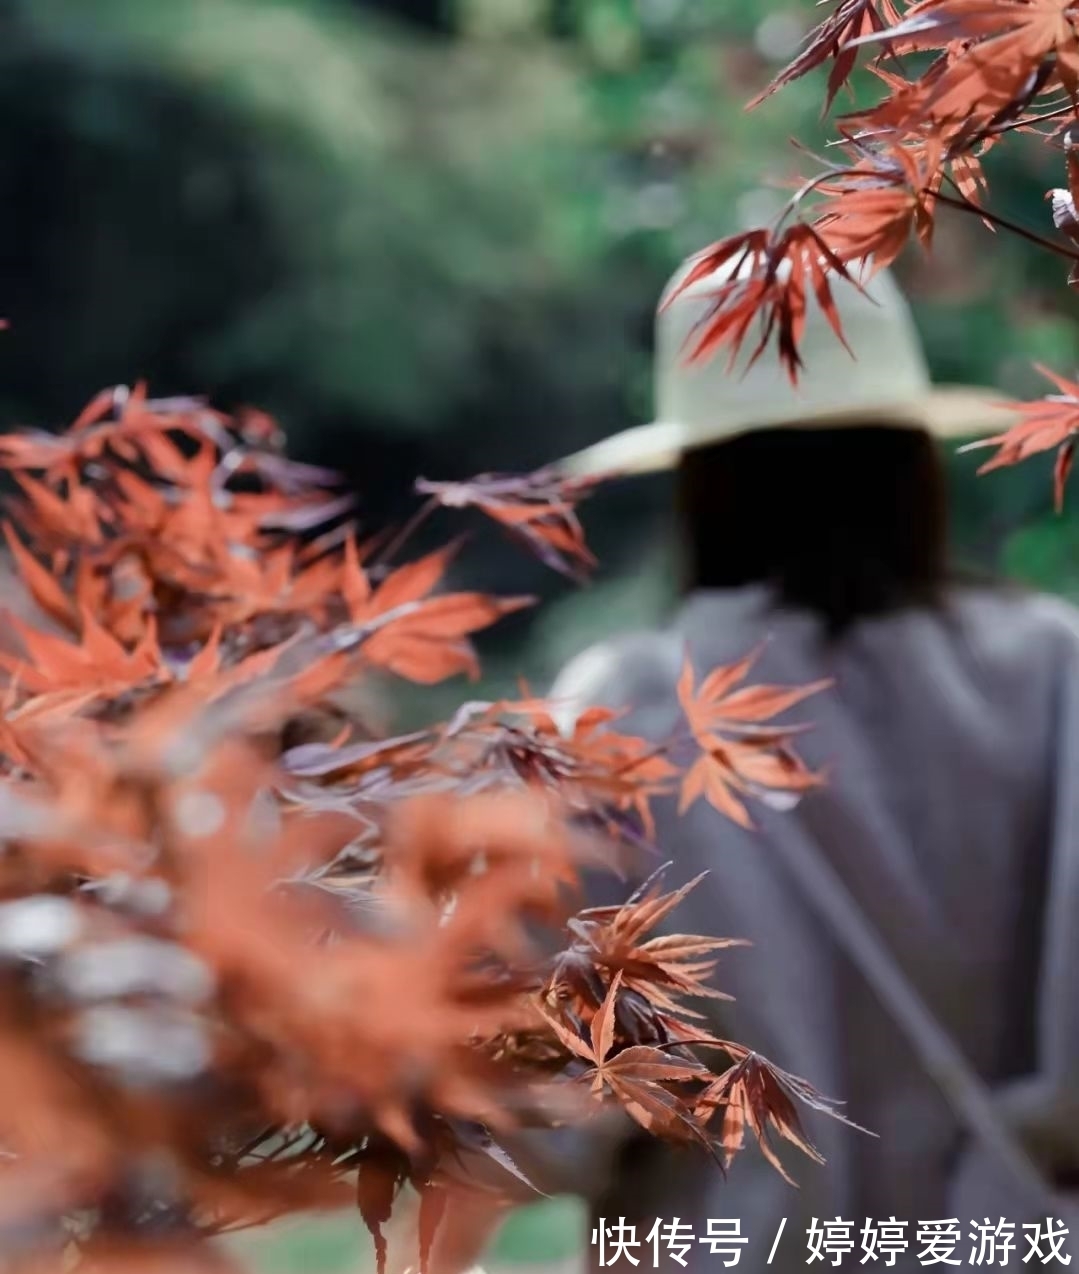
left=933, top=186, right=1079, bottom=263
left=372, top=496, right=438, bottom=568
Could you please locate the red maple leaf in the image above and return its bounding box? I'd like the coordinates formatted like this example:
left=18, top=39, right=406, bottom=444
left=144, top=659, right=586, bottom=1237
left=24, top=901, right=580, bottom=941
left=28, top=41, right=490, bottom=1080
left=677, top=650, right=829, bottom=828
left=847, top=0, right=1079, bottom=130
left=812, top=136, right=945, bottom=263
left=414, top=470, right=599, bottom=581
left=749, top=1, right=906, bottom=114
left=341, top=544, right=533, bottom=684
left=661, top=224, right=860, bottom=385
left=696, top=1049, right=828, bottom=1182
left=0, top=383, right=197, bottom=481
left=567, top=872, right=747, bottom=1016
left=0, top=608, right=168, bottom=704
left=960, top=363, right=1078, bottom=509
left=540, top=971, right=713, bottom=1145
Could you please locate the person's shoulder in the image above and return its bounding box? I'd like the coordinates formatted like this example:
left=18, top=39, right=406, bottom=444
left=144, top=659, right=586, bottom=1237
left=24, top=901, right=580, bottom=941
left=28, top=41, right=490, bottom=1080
left=547, top=628, right=683, bottom=735
left=952, top=585, right=1079, bottom=669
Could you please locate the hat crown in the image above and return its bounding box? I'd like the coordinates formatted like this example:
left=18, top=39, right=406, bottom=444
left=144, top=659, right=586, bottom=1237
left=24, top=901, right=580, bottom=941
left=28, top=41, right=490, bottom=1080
left=556, top=251, right=1012, bottom=480
left=654, top=254, right=933, bottom=441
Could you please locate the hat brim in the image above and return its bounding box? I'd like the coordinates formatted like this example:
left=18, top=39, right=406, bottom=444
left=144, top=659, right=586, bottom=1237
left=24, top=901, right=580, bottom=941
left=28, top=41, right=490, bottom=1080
left=558, top=386, right=1021, bottom=481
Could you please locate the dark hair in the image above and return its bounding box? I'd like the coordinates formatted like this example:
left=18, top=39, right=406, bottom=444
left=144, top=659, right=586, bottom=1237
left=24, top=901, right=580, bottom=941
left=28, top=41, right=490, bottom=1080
left=674, top=424, right=951, bottom=638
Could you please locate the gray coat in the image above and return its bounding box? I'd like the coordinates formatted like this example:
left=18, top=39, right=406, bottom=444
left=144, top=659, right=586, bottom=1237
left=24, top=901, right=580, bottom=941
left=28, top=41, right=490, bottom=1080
left=524, top=584, right=1079, bottom=1272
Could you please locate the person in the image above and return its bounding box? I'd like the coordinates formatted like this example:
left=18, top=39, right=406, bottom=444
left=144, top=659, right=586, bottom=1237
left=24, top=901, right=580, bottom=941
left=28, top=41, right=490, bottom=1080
left=410, top=257, right=1079, bottom=1273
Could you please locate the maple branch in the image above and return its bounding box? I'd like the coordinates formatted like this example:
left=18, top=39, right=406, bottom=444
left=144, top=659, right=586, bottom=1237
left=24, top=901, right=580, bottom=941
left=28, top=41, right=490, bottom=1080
left=783, top=166, right=846, bottom=222
left=610, top=737, right=681, bottom=779
left=984, top=101, right=1078, bottom=141
left=933, top=183, right=1079, bottom=263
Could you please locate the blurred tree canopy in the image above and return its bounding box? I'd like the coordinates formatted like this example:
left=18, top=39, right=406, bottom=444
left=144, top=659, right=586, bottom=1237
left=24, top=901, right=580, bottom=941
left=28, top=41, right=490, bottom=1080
left=0, top=0, right=1078, bottom=711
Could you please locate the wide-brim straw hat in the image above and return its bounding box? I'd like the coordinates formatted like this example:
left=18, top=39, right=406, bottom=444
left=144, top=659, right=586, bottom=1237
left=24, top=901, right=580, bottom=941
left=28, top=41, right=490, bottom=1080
left=559, top=253, right=1019, bottom=480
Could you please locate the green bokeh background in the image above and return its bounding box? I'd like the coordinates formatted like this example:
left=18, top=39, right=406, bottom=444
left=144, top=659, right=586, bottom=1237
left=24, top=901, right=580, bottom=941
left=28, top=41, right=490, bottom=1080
left=4, top=0, right=1078, bottom=1266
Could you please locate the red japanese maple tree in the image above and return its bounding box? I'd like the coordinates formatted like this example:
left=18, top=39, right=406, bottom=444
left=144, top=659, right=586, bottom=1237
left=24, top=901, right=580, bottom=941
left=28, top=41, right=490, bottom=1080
left=678, top=0, right=1079, bottom=496
left=0, top=387, right=836, bottom=1274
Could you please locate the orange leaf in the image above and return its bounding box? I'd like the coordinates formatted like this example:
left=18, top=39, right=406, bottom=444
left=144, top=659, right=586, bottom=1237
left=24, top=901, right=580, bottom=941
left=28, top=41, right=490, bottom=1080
left=3, top=523, right=75, bottom=632
left=960, top=364, right=1077, bottom=505
left=590, top=969, right=623, bottom=1066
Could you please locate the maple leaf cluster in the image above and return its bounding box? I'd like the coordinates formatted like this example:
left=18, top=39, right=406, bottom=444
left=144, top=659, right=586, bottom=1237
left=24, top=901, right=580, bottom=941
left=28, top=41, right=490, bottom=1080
left=0, top=388, right=838, bottom=1273
left=666, top=0, right=1079, bottom=507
